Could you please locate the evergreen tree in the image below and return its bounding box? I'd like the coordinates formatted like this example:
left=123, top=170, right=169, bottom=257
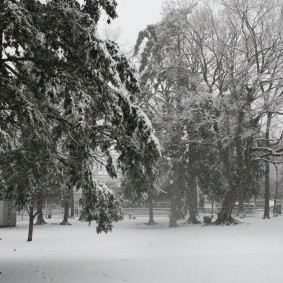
left=135, top=1, right=207, bottom=226
left=0, top=0, right=160, bottom=240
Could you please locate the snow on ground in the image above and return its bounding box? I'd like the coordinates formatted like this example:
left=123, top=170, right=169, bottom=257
left=1, top=215, right=283, bottom=283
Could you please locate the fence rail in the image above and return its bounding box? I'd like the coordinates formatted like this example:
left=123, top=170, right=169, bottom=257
left=122, top=208, right=171, bottom=217
left=16, top=206, right=269, bottom=222
left=16, top=208, right=64, bottom=222
left=122, top=206, right=259, bottom=217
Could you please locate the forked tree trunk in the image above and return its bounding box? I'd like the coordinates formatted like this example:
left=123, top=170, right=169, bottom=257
left=148, top=198, right=156, bottom=225
left=214, top=185, right=239, bottom=225
left=215, top=145, right=241, bottom=225
left=187, top=176, right=200, bottom=224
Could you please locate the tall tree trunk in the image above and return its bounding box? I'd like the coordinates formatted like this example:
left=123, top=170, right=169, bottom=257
left=169, top=162, right=180, bottom=227
left=263, top=112, right=272, bottom=219
left=70, top=189, right=75, bottom=219
left=263, top=161, right=270, bottom=218
left=28, top=213, right=34, bottom=242
left=237, top=186, right=245, bottom=218
left=216, top=147, right=242, bottom=225
left=0, top=0, right=3, bottom=64
left=148, top=197, right=156, bottom=225
left=216, top=110, right=245, bottom=225
left=214, top=183, right=239, bottom=225
left=263, top=161, right=270, bottom=219
left=169, top=185, right=178, bottom=227
left=215, top=144, right=240, bottom=225
left=235, top=111, right=245, bottom=218
left=0, top=0, right=3, bottom=87
left=273, top=164, right=279, bottom=217
left=60, top=196, right=71, bottom=225
left=47, top=202, right=52, bottom=219
left=27, top=202, right=37, bottom=242
left=35, top=194, right=47, bottom=225
left=187, top=175, right=200, bottom=224
left=169, top=27, right=182, bottom=228
left=182, top=195, right=190, bottom=219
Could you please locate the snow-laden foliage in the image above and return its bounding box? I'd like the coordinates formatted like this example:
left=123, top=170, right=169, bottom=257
left=135, top=0, right=283, bottom=225
left=0, top=0, right=160, bottom=235
left=79, top=171, right=123, bottom=233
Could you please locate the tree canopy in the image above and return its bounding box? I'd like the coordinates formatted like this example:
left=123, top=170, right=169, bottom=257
left=0, top=0, right=160, bottom=238
left=134, top=0, right=283, bottom=225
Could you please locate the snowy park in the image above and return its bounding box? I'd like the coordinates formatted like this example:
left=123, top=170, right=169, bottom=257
left=2, top=0, right=283, bottom=282
left=1, top=215, right=283, bottom=283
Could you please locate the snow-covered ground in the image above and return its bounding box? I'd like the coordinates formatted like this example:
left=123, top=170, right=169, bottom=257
left=1, top=215, right=283, bottom=283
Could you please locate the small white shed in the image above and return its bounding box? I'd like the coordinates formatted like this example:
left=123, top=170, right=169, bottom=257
left=0, top=200, right=16, bottom=227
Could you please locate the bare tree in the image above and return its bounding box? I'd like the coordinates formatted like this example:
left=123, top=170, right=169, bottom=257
left=186, top=0, right=283, bottom=223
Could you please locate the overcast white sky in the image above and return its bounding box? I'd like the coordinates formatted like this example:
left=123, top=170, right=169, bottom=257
left=98, top=0, right=164, bottom=52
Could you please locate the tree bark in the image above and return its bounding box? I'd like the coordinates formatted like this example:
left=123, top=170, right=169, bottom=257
left=235, top=111, right=245, bottom=219
left=263, top=112, right=272, bottom=219
left=147, top=197, right=156, bottom=225
left=187, top=175, right=200, bottom=224
left=214, top=185, right=239, bottom=225
left=169, top=27, right=182, bottom=228
left=182, top=195, right=190, bottom=219
left=0, top=0, right=3, bottom=87
left=60, top=197, right=71, bottom=225
left=35, top=196, right=47, bottom=225
left=263, top=161, right=271, bottom=219
left=214, top=144, right=240, bottom=225
left=70, top=189, right=75, bottom=219
left=0, top=0, right=3, bottom=64
left=47, top=202, right=52, bottom=219
left=263, top=161, right=270, bottom=219
left=237, top=188, right=245, bottom=218
left=27, top=203, right=36, bottom=242
left=273, top=164, right=279, bottom=217
left=169, top=189, right=178, bottom=227
left=215, top=109, right=245, bottom=225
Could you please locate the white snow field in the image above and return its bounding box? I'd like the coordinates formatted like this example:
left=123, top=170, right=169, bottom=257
left=1, top=215, right=283, bottom=283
